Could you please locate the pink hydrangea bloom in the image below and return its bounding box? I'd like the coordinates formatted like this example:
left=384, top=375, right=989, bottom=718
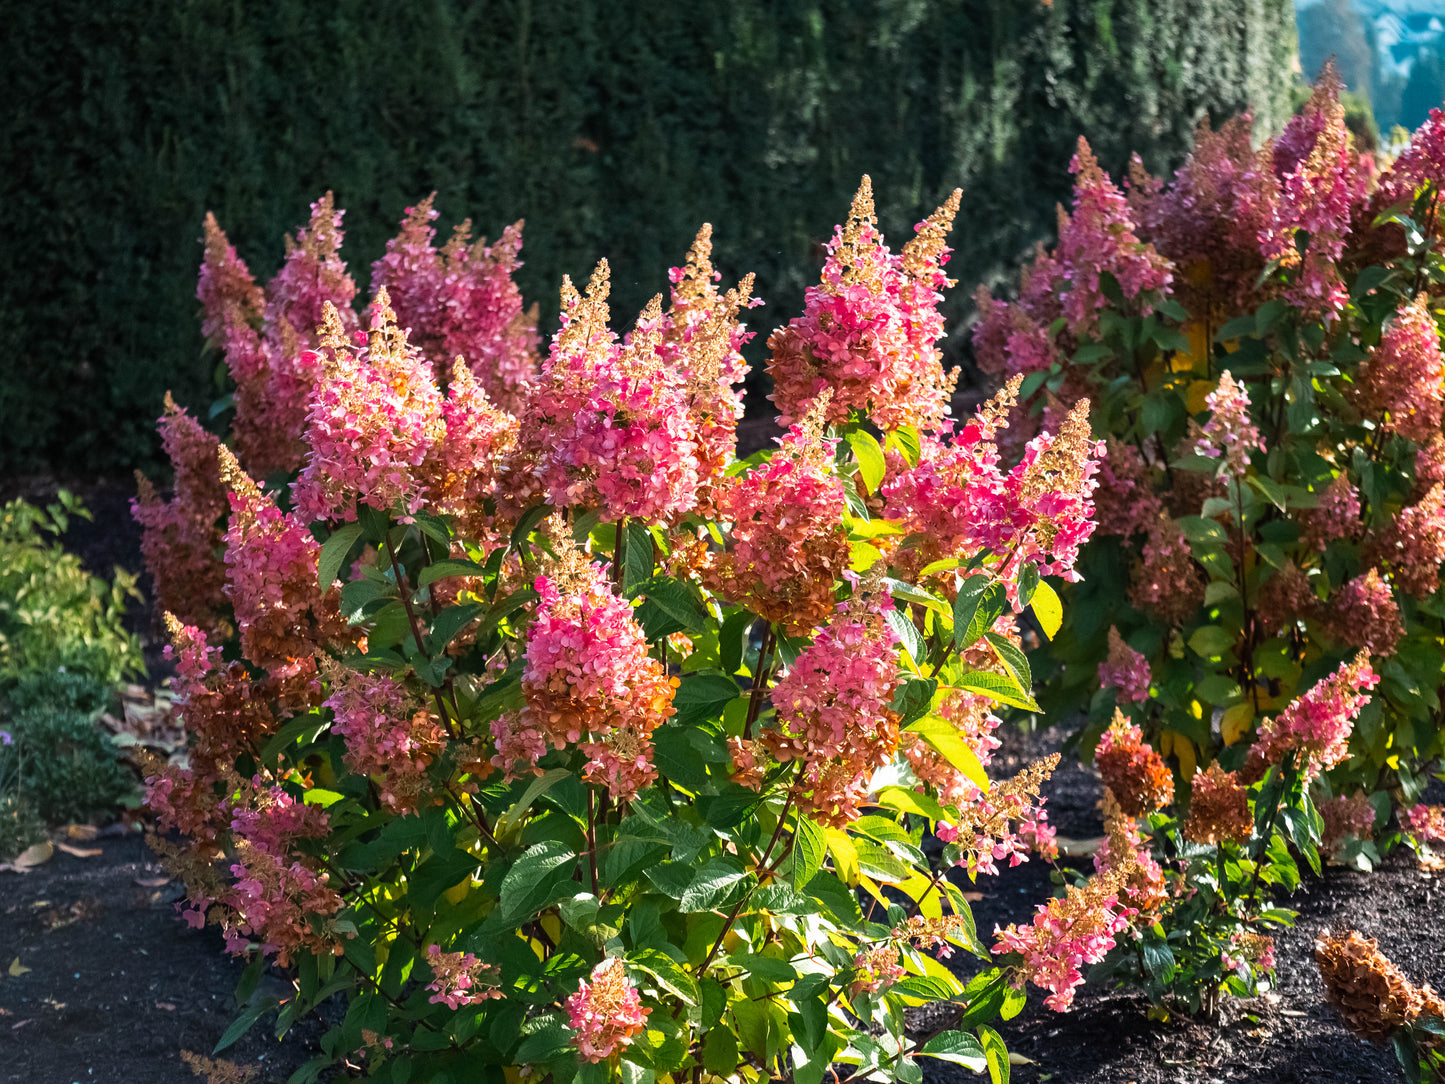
left=992, top=882, right=1133, bottom=1012
left=764, top=583, right=903, bottom=826
left=371, top=198, right=540, bottom=410
left=198, top=211, right=265, bottom=342
left=767, top=179, right=959, bottom=433
left=1195, top=371, right=1261, bottom=478
left=1401, top=804, right=1445, bottom=846
left=1053, top=138, right=1173, bottom=335
left=970, top=287, right=1059, bottom=382
left=493, top=551, right=676, bottom=800
left=1091, top=439, right=1161, bottom=539
left=564, top=959, right=650, bottom=1062
left=424, top=945, right=503, bottom=1010
left=1322, top=569, right=1403, bottom=656
left=1299, top=473, right=1362, bottom=551
left=1356, top=294, right=1445, bottom=443
left=1099, top=626, right=1152, bottom=704
left=326, top=667, right=445, bottom=814
left=850, top=943, right=906, bottom=996
left=1372, top=483, right=1445, bottom=600
left=292, top=293, right=446, bottom=522
left=1129, top=512, right=1205, bottom=625
left=132, top=396, right=230, bottom=635
left=222, top=846, right=344, bottom=965
left=519, top=263, right=701, bottom=523
left=1247, top=652, right=1378, bottom=780
left=220, top=448, right=346, bottom=676
left=1319, top=791, right=1377, bottom=856
left=229, top=779, right=330, bottom=857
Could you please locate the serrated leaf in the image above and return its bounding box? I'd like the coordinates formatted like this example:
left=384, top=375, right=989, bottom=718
left=978, top=1025, right=1011, bottom=1084
left=847, top=430, right=887, bottom=494
left=679, top=858, right=748, bottom=912
left=628, top=948, right=699, bottom=1005
left=954, top=577, right=1005, bottom=651
left=792, top=816, right=826, bottom=890
left=984, top=632, right=1032, bottom=696
left=416, top=558, right=489, bottom=588
left=954, top=667, right=1039, bottom=711
left=905, top=714, right=988, bottom=789
left=317, top=522, right=364, bottom=589
left=918, top=1030, right=987, bottom=1071
left=429, top=603, right=484, bottom=652
left=672, top=671, right=741, bottom=727
left=1187, top=625, right=1237, bottom=658
left=636, top=576, right=709, bottom=632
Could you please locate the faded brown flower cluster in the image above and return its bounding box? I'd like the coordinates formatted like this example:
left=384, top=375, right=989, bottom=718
left=1315, top=930, right=1445, bottom=1045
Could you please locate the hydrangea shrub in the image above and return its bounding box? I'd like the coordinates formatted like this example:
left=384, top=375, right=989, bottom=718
left=138, top=186, right=1120, bottom=1082
left=975, top=66, right=1445, bottom=861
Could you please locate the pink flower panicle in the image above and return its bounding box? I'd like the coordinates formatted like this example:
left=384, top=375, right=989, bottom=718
left=564, top=958, right=651, bottom=1063
left=132, top=395, right=231, bottom=634
left=229, top=779, right=330, bottom=857
left=1053, top=137, right=1173, bottom=335
left=371, top=198, right=540, bottom=409
left=1129, top=512, right=1205, bottom=625
left=767, top=178, right=959, bottom=433
left=1098, top=626, right=1152, bottom=704
left=292, top=293, right=446, bottom=522
left=1094, top=710, right=1173, bottom=817
left=1356, top=294, right=1445, bottom=443
left=1093, top=793, right=1168, bottom=914
left=1319, top=791, right=1377, bottom=857
left=198, top=212, right=264, bottom=343
left=222, top=844, right=344, bottom=965
left=1322, top=569, right=1404, bottom=656
left=764, top=575, right=903, bottom=826
left=1401, top=804, right=1445, bottom=847
left=325, top=665, right=445, bottom=814
left=705, top=396, right=850, bottom=634
left=520, top=263, right=700, bottom=522
left=1299, top=473, right=1362, bottom=551
left=850, top=943, right=906, bottom=996
left=1091, top=438, right=1161, bottom=539
left=493, top=539, right=676, bottom=800
left=425, top=945, right=504, bottom=1010
left=219, top=447, right=345, bottom=677
left=1195, top=371, right=1261, bottom=478
left=1373, top=483, right=1445, bottom=600
left=1247, top=651, right=1378, bottom=780
left=418, top=359, right=520, bottom=543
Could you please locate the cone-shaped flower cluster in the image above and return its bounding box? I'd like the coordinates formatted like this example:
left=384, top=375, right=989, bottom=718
left=1194, top=371, right=1261, bottom=479
left=1184, top=763, right=1253, bottom=846
left=1099, top=627, right=1151, bottom=704
left=1246, top=652, right=1377, bottom=780
left=1355, top=294, right=1444, bottom=443
left=767, top=178, right=960, bottom=433
left=564, top=958, right=651, bottom=1063
left=1094, top=710, right=1173, bottom=817
left=1316, top=930, right=1445, bottom=1045
left=324, top=663, right=446, bottom=814
left=424, top=945, right=504, bottom=1010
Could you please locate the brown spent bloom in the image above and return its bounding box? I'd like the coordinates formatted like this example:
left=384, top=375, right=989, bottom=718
left=1316, top=930, right=1445, bottom=1046
left=901, top=188, right=963, bottom=281
left=950, top=753, right=1061, bottom=845
left=833, top=176, right=882, bottom=293
left=1095, top=709, right=1174, bottom=817
left=1184, top=762, right=1253, bottom=846
left=180, top=1050, right=260, bottom=1084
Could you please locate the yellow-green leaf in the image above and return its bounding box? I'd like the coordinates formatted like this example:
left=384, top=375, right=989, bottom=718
left=905, top=714, right=988, bottom=789
left=1030, top=580, right=1062, bottom=640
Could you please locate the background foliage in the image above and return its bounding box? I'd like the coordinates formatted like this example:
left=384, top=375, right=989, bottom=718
left=2, top=0, right=1295, bottom=476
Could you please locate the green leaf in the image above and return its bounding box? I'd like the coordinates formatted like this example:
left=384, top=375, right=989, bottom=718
left=214, top=997, right=278, bottom=1054
left=918, top=1030, right=987, bottom=1071
left=905, top=715, right=988, bottom=789
left=955, top=668, right=1039, bottom=712
left=416, top=558, right=489, bottom=588
left=1187, top=625, right=1237, bottom=658
left=729, top=952, right=797, bottom=982
left=953, top=576, right=1003, bottom=651
left=847, top=430, right=887, bottom=494
left=891, top=676, right=938, bottom=727
left=977, top=1025, right=1011, bottom=1084
left=429, top=603, right=484, bottom=652
left=497, top=840, right=576, bottom=922
left=637, top=576, right=709, bottom=633
left=886, top=425, right=922, bottom=468
left=679, top=858, right=749, bottom=912
left=984, top=632, right=1032, bottom=696
left=495, top=768, right=572, bottom=840
left=317, top=523, right=364, bottom=590
left=792, top=816, right=827, bottom=890
left=624, top=521, right=655, bottom=594
left=888, top=608, right=928, bottom=670
left=628, top=948, right=699, bottom=1005
left=672, top=671, right=741, bottom=727
left=1030, top=580, right=1062, bottom=640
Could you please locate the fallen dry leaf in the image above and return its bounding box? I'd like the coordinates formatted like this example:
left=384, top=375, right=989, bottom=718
left=960, top=891, right=984, bottom=902
left=8, top=957, right=31, bottom=977
left=1009, top=1052, right=1037, bottom=1066
left=133, top=875, right=170, bottom=888
left=65, top=824, right=99, bottom=841
left=56, top=842, right=102, bottom=859
left=0, top=841, right=55, bottom=873
left=1054, top=835, right=1103, bottom=858
left=10, top=1019, right=31, bottom=1030
left=155, top=1001, right=176, bottom=1011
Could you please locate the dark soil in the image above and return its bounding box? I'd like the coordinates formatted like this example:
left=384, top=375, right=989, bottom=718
left=3, top=476, right=1441, bottom=1083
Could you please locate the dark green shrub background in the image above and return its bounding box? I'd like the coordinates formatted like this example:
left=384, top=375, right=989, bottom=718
left=1, top=0, right=1295, bottom=476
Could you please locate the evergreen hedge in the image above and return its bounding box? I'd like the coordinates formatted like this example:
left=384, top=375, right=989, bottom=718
left=0, top=0, right=1295, bottom=475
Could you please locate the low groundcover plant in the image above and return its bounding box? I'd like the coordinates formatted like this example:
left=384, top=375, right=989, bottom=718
left=136, top=183, right=1144, bottom=1082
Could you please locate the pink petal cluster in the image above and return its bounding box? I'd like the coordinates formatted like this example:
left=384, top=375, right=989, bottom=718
left=1098, top=626, right=1152, bottom=704
left=1401, top=804, right=1445, bottom=846
left=1093, top=814, right=1168, bottom=914
left=229, top=780, right=330, bottom=856
left=1091, top=439, right=1161, bottom=539
left=564, top=958, right=650, bottom=1063
left=1321, top=569, right=1404, bottom=656
left=424, top=945, right=503, bottom=1010
left=493, top=554, right=676, bottom=800
left=292, top=294, right=446, bottom=522
left=970, top=285, right=1058, bottom=382
left=992, top=882, right=1134, bottom=1012
left=1259, top=70, right=1371, bottom=320
left=417, top=360, right=520, bottom=544
left=767, top=179, right=959, bottom=433
left=326, top=668, right=445, bottom=814
left=764, top=587, right=903, bottom=826
left=371, top=197, right=540, bottom=411
left=705, top=408, right=850, bottom=635
left=220, top=449, right=346, bottom=678
left=1355, top=294, right=1445, bottom=443
left=519, top=264, right=700, bottom=523
left=1194, top=371, right=1261, bottom=478
left=1299, top=473, right=1362, bottom=551
left=1372, top=483, right=1445, bottom=599
left=222, top=844, right=344, bottom=965
left=850, top=943, right=905, bottom=996
left=1128, top=512, right=1205, bottom=625
left=1247, top=652, right=1378, bottom=780
left=132, top=396, right=231, bottom=634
